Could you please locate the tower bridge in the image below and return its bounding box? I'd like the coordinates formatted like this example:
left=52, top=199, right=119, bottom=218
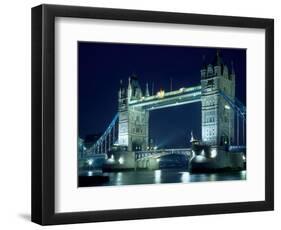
left=82, top=51, right=246, bottom=171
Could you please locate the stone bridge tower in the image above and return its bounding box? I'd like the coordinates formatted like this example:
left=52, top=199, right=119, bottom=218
left=200, top=51, right=235, bottom=147
left=118, top=74, right=149, bottom=151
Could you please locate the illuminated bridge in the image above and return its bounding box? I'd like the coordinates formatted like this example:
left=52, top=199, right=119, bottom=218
left=83, top=52, right=246, bottom=171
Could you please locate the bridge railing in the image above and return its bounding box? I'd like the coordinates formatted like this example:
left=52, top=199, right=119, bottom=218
left=135, top=148, right=192, bottom=160
left=219, top=91, right=246, bottom=146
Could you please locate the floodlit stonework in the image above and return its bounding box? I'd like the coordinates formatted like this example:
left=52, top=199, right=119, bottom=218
left=118, top=75, right=149, bottom=151
left=201, top=51, right=236, bottom=146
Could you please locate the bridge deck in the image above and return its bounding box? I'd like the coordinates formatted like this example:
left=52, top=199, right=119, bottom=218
left=135, top=148, right=192, bottom=160
left=129, top=85, right=202, bottom=110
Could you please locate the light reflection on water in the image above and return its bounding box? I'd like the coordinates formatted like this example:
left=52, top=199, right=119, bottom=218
left=240, top=170, right=246, bottom=177
left=116, top=172, right=123, bottom=185
left=180, top=172, right=190, bottom=182
left=87, top=171, right=93, bottom=177
left=154, top=170, right=162, bottom=184
left=89, top=169, right=247, bottom=186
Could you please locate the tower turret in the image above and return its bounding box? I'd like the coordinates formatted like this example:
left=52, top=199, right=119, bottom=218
left=207, top=64, right=214, bottom=77
left=214, top=50, right=223, bottom=76
left=200, top=55, right=207, bottom=79
left=145, top=82, right=150, bottom=97
left=127, top=77, right=132, bottom=101
left=127, top=74, right=143, bottom=100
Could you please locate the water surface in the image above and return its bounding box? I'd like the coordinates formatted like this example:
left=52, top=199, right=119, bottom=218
left=79, top=169, right=246, bottom=187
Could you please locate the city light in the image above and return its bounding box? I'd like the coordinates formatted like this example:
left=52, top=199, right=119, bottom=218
left=118, top=157, right=124, bottom=164
left=157, top=89, right=165, bottom=98
left=154, top=170, right=162, bottom=184
left=87, top=171, right=93, bottom=176
left=87, top=159, right=93, bottom=166
left=224, top=104, right=230, bottom=110
left=210, top=149, right=217, bottom=158
left=108, top=155, right=115, bottom=163
left=196, top=155, right=206, bottom=162
left=180, top=172, right=190, bottom=182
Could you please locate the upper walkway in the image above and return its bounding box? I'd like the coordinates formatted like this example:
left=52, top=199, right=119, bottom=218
left=129, top=85, right=202, bottom=110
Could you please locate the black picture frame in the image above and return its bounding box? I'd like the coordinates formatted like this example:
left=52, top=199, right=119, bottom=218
left=31, top=4, right=274, bottom=225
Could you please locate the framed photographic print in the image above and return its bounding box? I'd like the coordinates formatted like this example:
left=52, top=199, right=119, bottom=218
left=31, top=4, right=274, bottom=225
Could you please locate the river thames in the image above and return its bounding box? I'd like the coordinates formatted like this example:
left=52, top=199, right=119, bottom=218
left=79, top=169, right=246, bottom=187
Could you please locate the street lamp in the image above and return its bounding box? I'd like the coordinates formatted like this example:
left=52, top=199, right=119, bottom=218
left=87, top=159, right=93, bottom=171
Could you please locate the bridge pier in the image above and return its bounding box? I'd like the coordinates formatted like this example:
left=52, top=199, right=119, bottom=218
left=136, top=158, right=159, bottom=170
left=103, top=149, right=136, bottom=171
left=189, top=145, right=244, bottom=173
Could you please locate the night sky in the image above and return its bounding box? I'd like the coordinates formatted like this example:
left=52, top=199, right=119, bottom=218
left=78, top=42, right=246, bottom=148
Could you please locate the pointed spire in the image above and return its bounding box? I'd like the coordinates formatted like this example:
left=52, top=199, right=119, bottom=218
left=128, top=76, right=131, bottom=89
left=127, top=76, right=132, bottom=100
left=190, top=131, right=195, bottom=143
left=118, top=79, right=123, bottom=99
left=214, top=49, right=223, bottom=66
left=145, top=82, right=150, bottom=97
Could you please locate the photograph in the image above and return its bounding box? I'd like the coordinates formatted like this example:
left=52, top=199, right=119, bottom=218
left=77, top=42, right=247, bottom=187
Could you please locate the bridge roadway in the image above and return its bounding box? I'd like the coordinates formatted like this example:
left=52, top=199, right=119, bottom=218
left=135, top=148, right=193, bottom=161
left=129, top=85, right=202, bottom=110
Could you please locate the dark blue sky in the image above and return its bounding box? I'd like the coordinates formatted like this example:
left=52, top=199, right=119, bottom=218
left=78, top=42, right=246, bottom=148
